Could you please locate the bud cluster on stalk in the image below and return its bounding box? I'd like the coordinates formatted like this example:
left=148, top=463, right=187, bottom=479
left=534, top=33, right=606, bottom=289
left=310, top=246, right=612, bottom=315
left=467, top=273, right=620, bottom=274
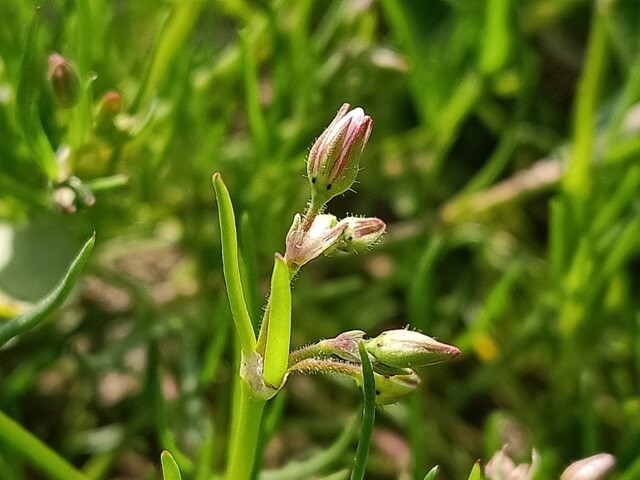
left=273, top=103, right=460, bottom=404
left=287, top=329, right=460, bottom=405
left=226, top=102, right=459, bottom=407
left=283, top=103, right=381, bottom=273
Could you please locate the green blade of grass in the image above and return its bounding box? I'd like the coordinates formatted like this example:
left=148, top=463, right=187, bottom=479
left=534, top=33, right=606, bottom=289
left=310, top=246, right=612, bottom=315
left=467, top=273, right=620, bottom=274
left=260, top=415, right=359, bottom=480
left=423, top=465, right=440, bottom=480
left=161, top=451, right=182, bottom=480
left=467, top=460, right=482, bottom=480
left=0, top=409, right=88, bottom=480
left=240, top=212, right=261, bottom=323
left=212, top=173, right=256, bottom=354
left=147, top=342, right=194, bottom=474
left=479, top=0, right=512, bottom=75
left=15, top=9, right=57, bottom=180
left=132, top=0, right=205, bottom=110
left=563, top=1, right=609, bottom=209
left=262, top=254, right=292, bottom=389
left=350, top=341, right=376, bottom=480
left=0, top=234, right=95, bottom=346
left=240, top=28, right=270, bottom=158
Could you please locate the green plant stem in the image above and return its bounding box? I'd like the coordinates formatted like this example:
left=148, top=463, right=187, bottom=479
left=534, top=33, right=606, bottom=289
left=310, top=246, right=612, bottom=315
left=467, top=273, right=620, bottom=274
left=563, top=1, right=608, bottom=209
left=224, top=382, right=266, bottom=480
left=350, top=341, right=375, bottom=480
left=0, top=409, right=88, bottom=480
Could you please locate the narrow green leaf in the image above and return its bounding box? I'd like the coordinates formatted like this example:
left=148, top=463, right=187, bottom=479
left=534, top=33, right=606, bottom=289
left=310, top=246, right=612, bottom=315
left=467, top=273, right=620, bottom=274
left=132, top=0, right=205, bottom=110
left=479, top=0, right=512, bottom=75
left=263, top=254, right=292, bottom=389
left=212, top=173, right=256, bottom=353
left=467, top=461, right=482, bottom=480
left=0, top=409, right=87, bottom=480
left=260, top=415, right=358, bottom=480
left=148, top=342, right=194, bottom=474
left=240, top=212, right=260, bottom=323
left=161, top=451, right=182, bottom=480
left=240, top=28, right=270, bottom=157
left=563, top=2, right=608, bottom=208
left=602, top=218, right=640, bottom=279
left=423, top=465, right=440, bottom=480
left=350, top=341, right=376, bottom=480
left=0, top=234, right=95, bottom=346
left=16, top=9, right=57, bottom=179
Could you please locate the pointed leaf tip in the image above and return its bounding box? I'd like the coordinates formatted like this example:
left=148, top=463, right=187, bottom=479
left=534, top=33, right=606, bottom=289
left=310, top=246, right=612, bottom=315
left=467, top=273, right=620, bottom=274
left=161, top=450, right=182, bottom=480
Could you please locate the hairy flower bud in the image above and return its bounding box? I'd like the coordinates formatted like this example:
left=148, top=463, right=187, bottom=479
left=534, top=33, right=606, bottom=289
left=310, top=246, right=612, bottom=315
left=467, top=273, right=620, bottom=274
left=330, top=217, right=386, bottom=255
left=284, top=213, right=346, bottom=270
left=364, top=329, right=460, bottom=368
left=307, top=103, right=372, bottom=206
left=47, top=53, right=80, bottom=108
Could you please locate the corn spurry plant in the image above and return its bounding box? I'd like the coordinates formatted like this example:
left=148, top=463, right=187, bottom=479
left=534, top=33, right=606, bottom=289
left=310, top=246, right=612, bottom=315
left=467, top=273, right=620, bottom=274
left=213, top=104, right=459, bottom=480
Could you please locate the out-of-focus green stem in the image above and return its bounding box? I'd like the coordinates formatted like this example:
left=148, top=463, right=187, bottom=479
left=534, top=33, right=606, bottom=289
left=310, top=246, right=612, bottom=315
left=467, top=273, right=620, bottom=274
left=350, top=341, right=376, bottom=480
left=132, top=0, right=205, bottom=110
left=0, top=409, right=88, bottom=480
left=562, top=1, right=608, bottom=208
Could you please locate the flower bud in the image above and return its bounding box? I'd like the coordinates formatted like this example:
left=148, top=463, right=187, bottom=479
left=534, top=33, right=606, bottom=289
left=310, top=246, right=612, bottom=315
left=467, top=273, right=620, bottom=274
left=307, top=103, right=372, bottom=206
left=95, top=90, right=123, bottom=136
left=47, top=53, right=80, bottom=108
left=364, top=329, right=460, bottom=368
left=560, top=453, right=615, bottom=480
left=322, top=330, right=366, bottom=363
left=330, top=217, right=386, bottom=255
left=356, top=370, right=421, bottom=405
left=284, top=213, right=346, bottom=269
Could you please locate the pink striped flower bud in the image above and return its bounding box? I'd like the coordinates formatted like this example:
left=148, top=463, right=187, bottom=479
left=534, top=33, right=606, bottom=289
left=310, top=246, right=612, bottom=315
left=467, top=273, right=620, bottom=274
left=333, top=216, right=386, bottom=255
left=307, top=103, right=373, bottom=206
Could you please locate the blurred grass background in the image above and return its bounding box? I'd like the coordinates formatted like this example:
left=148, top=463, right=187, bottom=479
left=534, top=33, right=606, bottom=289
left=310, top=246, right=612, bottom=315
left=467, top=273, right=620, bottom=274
left=1, top=0, right=640, bottom=478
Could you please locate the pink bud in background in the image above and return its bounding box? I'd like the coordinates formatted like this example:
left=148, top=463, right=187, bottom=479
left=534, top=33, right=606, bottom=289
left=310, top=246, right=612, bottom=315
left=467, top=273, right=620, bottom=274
left=47, top=53, right=80, bottom=108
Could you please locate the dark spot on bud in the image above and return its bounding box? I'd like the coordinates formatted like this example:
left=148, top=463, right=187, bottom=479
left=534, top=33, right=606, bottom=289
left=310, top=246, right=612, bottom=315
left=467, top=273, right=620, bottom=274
left=311, top=177, right=316, bottom=184
left=326, top=184, right=332, bottom=190
left=375, top=390, right=381, bottom=395
left=347, top=236, right=353, bottom=241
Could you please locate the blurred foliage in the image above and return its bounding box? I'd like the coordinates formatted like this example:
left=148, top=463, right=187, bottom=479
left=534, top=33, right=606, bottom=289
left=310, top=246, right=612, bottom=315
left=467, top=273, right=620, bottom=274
left=1, top=0, right=640, bottom=479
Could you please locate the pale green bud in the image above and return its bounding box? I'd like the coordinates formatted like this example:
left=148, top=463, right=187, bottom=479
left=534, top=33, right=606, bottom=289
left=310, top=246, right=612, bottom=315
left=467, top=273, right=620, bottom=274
left=364, top=329, right=460, bottom=368
left=307, top=103, right=373, bottom=207
left=355, top=370, right=421, bottom=405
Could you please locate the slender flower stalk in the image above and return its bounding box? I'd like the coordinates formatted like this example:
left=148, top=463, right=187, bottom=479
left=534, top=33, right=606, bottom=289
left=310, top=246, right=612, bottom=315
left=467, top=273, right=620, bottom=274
left=214, top=103, right=458, bottom=480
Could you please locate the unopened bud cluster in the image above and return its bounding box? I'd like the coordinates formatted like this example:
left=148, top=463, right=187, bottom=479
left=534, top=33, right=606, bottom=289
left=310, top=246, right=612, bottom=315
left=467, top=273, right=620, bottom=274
left=274, top=103, right=458, bottom=405
left=284, top=104, right=381, bottom=272
left=288, top=329, right=460, bottom=405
